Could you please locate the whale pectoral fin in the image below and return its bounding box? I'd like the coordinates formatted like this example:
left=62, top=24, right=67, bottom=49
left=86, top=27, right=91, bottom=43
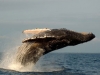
left=22, top=28, right=51, bottom=34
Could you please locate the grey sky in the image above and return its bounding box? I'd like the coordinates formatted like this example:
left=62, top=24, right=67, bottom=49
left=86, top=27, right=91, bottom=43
left=0, top=0, right=100, bottom=53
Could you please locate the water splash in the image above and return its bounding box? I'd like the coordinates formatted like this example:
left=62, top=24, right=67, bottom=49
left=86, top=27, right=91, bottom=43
left=0, top=34, right=63, bottom=72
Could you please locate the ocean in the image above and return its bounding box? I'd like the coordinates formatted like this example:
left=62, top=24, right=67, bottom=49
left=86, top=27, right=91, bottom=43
left=0, top=52, right=100, bottom=75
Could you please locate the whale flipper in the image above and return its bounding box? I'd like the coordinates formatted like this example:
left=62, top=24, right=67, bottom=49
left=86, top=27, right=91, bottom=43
left=16, top=28, right=95, bottom=65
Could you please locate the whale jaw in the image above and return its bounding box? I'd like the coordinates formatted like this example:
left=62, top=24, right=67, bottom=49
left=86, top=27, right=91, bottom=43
left=16, top=28, right=95, bottom=66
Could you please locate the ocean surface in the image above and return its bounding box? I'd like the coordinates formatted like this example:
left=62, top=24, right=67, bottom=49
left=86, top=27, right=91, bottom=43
left=0, top=52, right=100, bottom=75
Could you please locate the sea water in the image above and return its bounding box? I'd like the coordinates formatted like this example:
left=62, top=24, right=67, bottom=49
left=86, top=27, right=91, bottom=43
left=0, top=52, right=100, bottom=75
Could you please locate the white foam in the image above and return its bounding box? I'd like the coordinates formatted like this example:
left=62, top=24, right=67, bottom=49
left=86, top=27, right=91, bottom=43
left=8, top=62, right=35, bottom=72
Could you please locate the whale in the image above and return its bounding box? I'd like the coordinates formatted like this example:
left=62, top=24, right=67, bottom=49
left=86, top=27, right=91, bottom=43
left=16, top=28, right=95, bottom=66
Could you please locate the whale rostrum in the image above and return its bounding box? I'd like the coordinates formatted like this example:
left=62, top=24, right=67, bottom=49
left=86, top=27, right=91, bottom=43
left=16, top=28, right=95, bottom=66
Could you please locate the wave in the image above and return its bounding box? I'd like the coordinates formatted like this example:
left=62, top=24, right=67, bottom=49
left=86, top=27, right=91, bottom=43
left=0, top=67, right=86, bottom=75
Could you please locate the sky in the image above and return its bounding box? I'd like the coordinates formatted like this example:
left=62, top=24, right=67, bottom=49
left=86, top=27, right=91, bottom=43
left=0, top=0, right=100, bottom=53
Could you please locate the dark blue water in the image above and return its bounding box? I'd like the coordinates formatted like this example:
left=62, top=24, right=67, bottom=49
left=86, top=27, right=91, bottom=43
left=0, top=53, right=100, bottom=75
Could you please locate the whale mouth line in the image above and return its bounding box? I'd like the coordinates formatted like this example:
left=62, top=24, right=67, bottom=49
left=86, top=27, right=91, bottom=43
left=22, top=35, right=56, bottom=43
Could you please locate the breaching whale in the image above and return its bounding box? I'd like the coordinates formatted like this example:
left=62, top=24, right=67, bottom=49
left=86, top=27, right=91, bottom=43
left=16, top=28, right=95, bottom=66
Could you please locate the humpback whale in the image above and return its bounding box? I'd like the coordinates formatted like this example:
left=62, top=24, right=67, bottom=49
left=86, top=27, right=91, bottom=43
left=16, top=28, right=95, bottom=66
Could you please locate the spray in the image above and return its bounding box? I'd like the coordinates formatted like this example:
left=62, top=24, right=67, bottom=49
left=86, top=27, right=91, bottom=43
left=0, top=35, right=36, bottom=72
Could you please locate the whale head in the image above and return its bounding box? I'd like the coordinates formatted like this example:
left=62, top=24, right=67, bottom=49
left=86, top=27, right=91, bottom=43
left=22, top=28, right=95, bottom=54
